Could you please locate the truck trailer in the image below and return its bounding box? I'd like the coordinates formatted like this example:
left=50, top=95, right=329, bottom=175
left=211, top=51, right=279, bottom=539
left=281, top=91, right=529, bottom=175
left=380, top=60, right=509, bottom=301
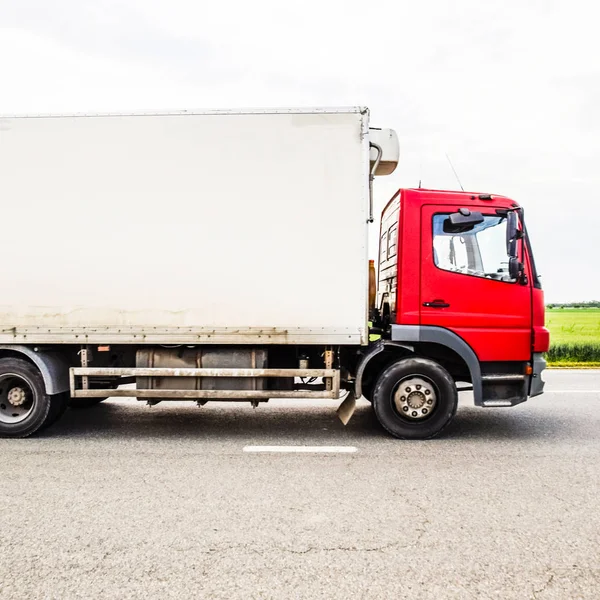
left=0, top=107, right=549, bottom=439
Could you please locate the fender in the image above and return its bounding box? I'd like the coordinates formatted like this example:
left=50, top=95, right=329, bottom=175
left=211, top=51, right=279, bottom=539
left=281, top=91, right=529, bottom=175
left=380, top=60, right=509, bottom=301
left=0, top=345, right=70, bottom=395
left=354, top=339, right=414, bottom=398
left=355, top=326, right=483, bottom=405
left=340, top=339, right=413, bottom=425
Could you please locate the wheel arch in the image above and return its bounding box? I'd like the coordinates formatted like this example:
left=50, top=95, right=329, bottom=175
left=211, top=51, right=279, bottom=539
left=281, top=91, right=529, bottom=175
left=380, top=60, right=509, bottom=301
left=355, top=340, right=415, bottom=399
left=357, top=326, right=482, bottom=405
left=0, top=346, right=70, bottom=395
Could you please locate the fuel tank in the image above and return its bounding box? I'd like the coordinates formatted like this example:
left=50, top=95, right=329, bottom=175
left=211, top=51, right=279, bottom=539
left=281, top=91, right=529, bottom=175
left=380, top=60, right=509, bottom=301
left=136, top=347, right=268, bottom=393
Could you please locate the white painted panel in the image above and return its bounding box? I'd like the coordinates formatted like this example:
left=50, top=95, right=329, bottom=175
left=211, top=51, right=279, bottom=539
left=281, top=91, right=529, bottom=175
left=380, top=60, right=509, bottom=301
left=0, top=109, right=369, bottom=344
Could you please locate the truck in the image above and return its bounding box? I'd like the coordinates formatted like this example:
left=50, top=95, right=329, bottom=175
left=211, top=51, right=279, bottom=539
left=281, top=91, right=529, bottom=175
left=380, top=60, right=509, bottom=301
left=0, top=107, right=550, bottom=439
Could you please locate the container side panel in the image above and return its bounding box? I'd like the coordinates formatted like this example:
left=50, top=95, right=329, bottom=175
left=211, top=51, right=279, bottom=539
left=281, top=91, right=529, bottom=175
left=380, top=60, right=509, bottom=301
left=0, top=112, right=368, bottom=343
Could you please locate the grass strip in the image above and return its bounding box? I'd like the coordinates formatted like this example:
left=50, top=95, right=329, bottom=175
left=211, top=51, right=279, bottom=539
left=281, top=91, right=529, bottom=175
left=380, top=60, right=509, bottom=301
left=545, top=342, right=600, bottom=364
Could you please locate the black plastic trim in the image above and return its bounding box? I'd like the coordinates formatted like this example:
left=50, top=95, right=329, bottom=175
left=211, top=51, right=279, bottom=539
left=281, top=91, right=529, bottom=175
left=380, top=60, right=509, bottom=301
left=390, top=325, right=483, bottom=405
left=354, top=339, right=414, bottom=398
left=0, top=345, right=70, bottom=394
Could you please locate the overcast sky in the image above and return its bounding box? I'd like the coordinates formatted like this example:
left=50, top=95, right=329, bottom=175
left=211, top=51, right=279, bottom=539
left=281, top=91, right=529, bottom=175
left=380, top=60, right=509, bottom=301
left=1, top=0, right=597, bottom=302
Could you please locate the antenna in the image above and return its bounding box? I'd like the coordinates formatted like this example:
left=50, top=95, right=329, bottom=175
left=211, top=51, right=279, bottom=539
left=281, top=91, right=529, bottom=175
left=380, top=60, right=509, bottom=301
left=445, top=153, right=464, bottom=192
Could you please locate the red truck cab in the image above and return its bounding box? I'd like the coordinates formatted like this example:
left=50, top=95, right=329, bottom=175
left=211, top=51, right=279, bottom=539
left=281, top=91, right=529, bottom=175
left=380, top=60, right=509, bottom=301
left=359, top=188, right=549, bottom=438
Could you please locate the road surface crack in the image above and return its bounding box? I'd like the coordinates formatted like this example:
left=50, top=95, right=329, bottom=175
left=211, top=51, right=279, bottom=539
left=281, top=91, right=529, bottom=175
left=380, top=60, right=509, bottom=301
left=284, top=540, right=403, bottom=554
left=532, top=572, right=555, bottom=599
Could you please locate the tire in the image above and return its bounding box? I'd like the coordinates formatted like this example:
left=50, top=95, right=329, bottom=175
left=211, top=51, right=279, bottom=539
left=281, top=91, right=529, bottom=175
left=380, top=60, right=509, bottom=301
left=0, top=358, right=52, bottom=438
left=68, top=396, right=106, bottom=409
left=372, top=357, right=458, bottom=440
left=40, top=392, right=70, bottom=431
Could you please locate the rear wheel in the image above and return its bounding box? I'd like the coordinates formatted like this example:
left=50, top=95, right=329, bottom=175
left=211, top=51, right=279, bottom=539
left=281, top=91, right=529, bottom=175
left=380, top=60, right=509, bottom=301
left=68, top=396, right=106, bottom=409
left=0, top=358, right=52, bottom=438
left=373, top=357, right=458, bottom=439
left=40, top=392, right=70, bottom=430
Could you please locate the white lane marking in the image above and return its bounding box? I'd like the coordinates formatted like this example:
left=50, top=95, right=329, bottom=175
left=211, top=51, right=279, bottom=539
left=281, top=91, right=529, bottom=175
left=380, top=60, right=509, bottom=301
left=243, top=446, right=357, bottom=453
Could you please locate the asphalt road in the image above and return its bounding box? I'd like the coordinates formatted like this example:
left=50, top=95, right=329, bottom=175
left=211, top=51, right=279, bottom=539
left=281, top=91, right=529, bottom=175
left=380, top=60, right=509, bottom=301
left=1, top=370, right=599, bottom=599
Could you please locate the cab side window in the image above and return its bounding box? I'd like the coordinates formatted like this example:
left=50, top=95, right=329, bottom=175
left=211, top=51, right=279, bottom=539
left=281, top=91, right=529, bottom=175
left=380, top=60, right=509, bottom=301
left=432, top=214, right=516, bottom=282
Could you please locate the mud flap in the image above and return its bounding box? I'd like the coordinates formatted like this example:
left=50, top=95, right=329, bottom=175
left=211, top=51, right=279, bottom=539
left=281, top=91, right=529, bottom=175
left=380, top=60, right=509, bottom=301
left=337, top=391, right=357, bottom=425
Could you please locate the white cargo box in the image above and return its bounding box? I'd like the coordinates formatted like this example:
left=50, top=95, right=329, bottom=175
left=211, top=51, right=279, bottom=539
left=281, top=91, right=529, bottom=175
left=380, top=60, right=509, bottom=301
left=0, top=108, right=380, bottom=346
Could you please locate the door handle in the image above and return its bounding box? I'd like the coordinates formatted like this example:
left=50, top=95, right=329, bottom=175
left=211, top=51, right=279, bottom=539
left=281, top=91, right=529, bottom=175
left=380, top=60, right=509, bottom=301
left=423, top=299, right=450, bottom=308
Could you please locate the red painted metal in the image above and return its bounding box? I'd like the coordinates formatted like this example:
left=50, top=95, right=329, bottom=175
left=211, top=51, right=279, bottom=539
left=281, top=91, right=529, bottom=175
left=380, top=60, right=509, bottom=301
left=532, top=288, right=550, bottom=352
left=387, top=188, right=543, bottom=362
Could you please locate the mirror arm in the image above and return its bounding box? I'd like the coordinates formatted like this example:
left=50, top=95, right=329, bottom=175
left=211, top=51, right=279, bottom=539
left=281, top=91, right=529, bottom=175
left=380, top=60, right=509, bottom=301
left=519, top=230, right=527, bottom=284
left=368, top=143, right=382, bottom=224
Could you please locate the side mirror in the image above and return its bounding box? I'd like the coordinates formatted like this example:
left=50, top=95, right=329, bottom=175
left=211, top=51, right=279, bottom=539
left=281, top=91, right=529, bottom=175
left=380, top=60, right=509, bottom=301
left=509, top=256, right=523, bottom=280
left=506, top=211, right=519, bottom=258
left=443, top=209, right=484, bottom=234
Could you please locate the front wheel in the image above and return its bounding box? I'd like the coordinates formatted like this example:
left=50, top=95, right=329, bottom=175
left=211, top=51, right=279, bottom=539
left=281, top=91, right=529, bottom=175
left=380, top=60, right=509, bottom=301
left=373, top=357, right=458, bottom=440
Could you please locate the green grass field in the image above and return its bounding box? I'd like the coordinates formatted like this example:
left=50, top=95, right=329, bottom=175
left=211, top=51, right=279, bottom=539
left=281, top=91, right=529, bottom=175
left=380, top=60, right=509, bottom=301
left=545, top=308, right=600, bottom=344
left=545, top=308, right=600, bottom=365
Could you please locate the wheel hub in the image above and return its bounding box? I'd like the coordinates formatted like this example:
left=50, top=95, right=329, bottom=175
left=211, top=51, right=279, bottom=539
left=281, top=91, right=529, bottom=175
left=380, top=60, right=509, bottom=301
left=393, top=377, right=437, bottom=420
left=406, top=391, right=426, bottom=409
left=0, top=375, right=35, bottom=425
left=7, top=387, right=27, bottom=406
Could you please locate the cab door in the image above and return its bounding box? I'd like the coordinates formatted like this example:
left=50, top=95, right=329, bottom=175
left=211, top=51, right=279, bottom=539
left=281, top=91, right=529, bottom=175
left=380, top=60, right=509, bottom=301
left=420, top=205, right=532, bottom=362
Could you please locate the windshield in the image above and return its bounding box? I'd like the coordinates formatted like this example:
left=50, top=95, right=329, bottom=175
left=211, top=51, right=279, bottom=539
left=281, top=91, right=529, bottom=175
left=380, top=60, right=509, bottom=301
left=433, top=214, right=515, bottom=282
